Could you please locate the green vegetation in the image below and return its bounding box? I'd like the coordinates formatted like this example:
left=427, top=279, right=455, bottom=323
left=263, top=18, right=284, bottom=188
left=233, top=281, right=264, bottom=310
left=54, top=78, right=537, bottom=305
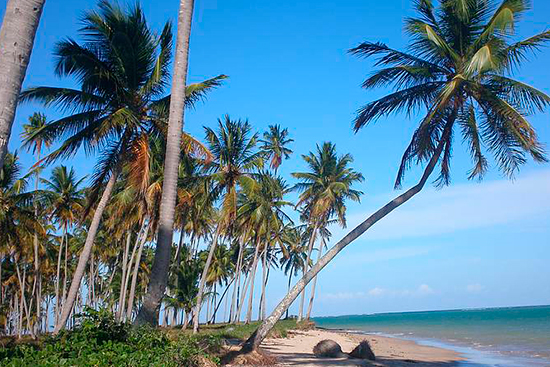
left=0, top=309, right=221, bottom=366
left=0, top=309, right=308, bottom=366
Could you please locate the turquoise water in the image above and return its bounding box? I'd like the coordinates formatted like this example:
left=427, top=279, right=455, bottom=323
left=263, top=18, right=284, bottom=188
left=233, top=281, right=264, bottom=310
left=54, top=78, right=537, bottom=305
left=314, top=305, right=550, bottom=366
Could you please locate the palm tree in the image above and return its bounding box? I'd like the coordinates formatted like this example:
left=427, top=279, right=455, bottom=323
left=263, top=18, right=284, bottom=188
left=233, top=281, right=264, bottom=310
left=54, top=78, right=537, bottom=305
left=136, top=0, right=197, bottom=326
left=244, top=0, right=550, bottom=350
left=192, top=116, right=264, bottom=332
left=0, top=153, right=40, bottom=336
left=279, top=227, right=308, bottom=319
left=260, top=125, right=293, bottom=175
left=19, top=1, right=225, bottom=333
left=40, top=166, right=85, bottom=322
left=237, top=172, right=292, bottom=323
left=21, top=112, right=53, bottom=333
left=292, top=142, right=363, bottom=321
left=0, top=0, right=46, bottom=167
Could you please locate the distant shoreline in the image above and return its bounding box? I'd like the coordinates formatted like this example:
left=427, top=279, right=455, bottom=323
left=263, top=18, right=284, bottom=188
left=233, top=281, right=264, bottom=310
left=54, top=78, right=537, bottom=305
left=313, top=303, right=550, bottom=320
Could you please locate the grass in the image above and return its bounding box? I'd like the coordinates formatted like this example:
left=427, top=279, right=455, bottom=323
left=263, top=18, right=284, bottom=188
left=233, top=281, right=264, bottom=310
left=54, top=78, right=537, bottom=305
left=173, top=318, right=314, bottom=340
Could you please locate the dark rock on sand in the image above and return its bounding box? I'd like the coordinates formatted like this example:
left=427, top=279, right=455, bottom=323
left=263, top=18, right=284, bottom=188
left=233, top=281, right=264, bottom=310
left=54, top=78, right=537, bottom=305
left=349, top=340, right=376, bottom=361
left=313, top=339, right=345, bottom=358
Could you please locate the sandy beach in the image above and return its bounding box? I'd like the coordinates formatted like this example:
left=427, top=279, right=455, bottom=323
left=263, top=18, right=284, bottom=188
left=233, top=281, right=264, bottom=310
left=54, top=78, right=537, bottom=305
left=256, top=328, right=464, bottom=367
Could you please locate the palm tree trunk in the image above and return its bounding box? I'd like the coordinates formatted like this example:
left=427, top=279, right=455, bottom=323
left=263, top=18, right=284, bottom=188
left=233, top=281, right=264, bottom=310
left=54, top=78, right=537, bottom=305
left=229, top=241, right=244, bottom=322
left=121, top=224, right=146, bottom=320
left=135, top=0, right=195, bottom=327
left=54, top=171, right=118, bottom=334
left=234, top=268, right=252, bottom=324
left=126, top=221, right=151, bottom=321
left=15, top=264, right=33, bottom=337
left=61, top=232, right=68, bottom=309
left=193, top=224, right=222, bottom=333
left=306, top=238, right=325, bottom=320
left=209, top=277, right=234, bottom=324
left=0, top=0, right=46, bottom=167
left=32, top=148, right=41, bottom=334
left=54, top=231, right=65, bottom=324
left=259, top=245, right=268, bottom=321
left=116, top=232, right=132, bottom=321
left=245, top=239, right=262, bottom=324
left=298, top=226, right=317, bottom=322
left=285, top=266, right=293, bottom=320
left=242, top=122, right=453, bottom=351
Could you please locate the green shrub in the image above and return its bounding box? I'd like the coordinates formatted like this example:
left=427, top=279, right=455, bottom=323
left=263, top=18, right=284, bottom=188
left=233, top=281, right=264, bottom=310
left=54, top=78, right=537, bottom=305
left=0, top=309, right=220, bottom=367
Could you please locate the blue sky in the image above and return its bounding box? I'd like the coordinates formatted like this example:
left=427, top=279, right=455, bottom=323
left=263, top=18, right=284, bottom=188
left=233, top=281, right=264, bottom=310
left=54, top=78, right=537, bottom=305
left=3, top=0, right=550, bottom=318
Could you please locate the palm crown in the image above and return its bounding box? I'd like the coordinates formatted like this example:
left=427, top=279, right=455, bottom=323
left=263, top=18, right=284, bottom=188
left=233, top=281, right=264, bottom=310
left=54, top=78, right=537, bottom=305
left=20, top=0, right=226, bottom=193
left=293, top=142, right=364, bottom=227
left=351, top=0, right=550, bottom=187
left=259, top=124, right=294, bottom=173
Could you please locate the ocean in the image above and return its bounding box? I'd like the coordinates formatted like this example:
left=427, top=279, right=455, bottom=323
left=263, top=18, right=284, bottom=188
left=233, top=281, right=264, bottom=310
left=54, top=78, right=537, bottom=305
left=313, top=305, right=550, bottom=367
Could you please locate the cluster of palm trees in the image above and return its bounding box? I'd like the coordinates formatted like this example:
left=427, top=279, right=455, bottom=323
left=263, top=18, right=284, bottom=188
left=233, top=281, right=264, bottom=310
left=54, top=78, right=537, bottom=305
left=1, top=115, right=362, bottom=336
left=1, top=0, right=550, bottom=353
left=0, top=3, right=364, bottom=336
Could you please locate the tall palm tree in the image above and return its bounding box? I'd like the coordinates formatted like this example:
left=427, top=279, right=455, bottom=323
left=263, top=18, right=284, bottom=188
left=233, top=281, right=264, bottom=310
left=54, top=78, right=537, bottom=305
left=136, top=0, right=197, bottom=326
left=0, top=0, right=46, bottom=167
left=19, top=1, right=225, bottom=332
left=192, top=116, right=264, bottom=332
left=0, top=152, right=40, bottom=336
left=279, top=227, right=308, bottom=319
left=21, top=112, right=53, bottom=333
left=40, top=166, right=85, bottom=321
left=244, top=0, right=550, bottom=350
left=237, top=172, right=292, bottom=323
left=259, top=125, right=293, bottom=175
left=292, top=142, right=363, bottom=321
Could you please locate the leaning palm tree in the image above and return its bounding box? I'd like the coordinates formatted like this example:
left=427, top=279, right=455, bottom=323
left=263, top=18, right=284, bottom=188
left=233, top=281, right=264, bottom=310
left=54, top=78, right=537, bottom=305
left=244, top=0, right=550, bottom=350
left=259, top=125, right=294, bottom=175
left=292, top=142, right=363, bottom=321
left=136, top=0, right=197, bottom=326
left=192, top=116, right=264, bottom=332
left=0, top=0, right=46, bottom=167
left=19, top=1, right=226, bottom=333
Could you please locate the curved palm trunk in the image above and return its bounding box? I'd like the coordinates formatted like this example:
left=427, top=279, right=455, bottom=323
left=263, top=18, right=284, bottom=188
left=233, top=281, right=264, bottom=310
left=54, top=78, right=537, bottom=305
left=242, top=123, right=452, bottom=351
left=306, top=238, right=325, bottom=320
left=135, top=0, right=195, bottom=327
left=245, top=239, right=262, bottom=324
left=54, top=171, right=118, bottom=334
left=192, top=224, right=222, bottom=332
left=298, top=226, right=317, bottom=322
left=126, top=221, right=150, bottom=321
left=0, top=0, right=46, bottom=167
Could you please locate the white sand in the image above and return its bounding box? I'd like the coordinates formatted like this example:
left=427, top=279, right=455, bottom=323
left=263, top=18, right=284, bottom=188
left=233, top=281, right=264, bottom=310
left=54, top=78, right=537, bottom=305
left=258, top=328, right=464, bottom=367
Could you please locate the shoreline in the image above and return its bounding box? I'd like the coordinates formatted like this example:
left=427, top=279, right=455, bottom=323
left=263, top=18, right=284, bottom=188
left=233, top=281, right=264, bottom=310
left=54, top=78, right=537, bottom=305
left=317, top=327, right=550, bottom=367
left=257, top=327, right=465, bottom=366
